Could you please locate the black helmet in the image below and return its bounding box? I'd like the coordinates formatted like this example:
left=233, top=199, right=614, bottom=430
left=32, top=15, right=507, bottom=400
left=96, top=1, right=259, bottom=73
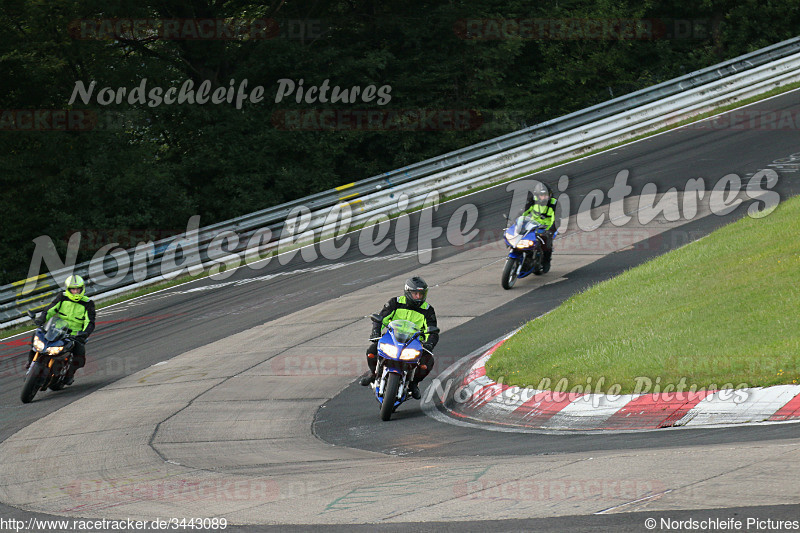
left=533, top=182, right=552, bottom=207
left=404, top=276, right=428, bottom=307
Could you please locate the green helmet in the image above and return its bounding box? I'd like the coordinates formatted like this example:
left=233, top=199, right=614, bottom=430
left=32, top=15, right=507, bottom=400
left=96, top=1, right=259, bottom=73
left=64, top=275, right=86, bottom=302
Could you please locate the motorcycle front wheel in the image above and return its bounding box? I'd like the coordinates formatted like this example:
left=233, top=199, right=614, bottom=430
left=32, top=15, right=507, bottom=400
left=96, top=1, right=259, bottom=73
left=501, top=257, right=519, bottom=290
left=21, top=362, right=45, bottom=403
left=380, top=373, right=401, bottom=421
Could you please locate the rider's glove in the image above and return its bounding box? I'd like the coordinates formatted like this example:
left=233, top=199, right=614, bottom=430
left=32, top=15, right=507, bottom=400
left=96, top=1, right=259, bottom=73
left=423, top=343, right=434, bottom=353
left=74, top=331, right=89, bottom=342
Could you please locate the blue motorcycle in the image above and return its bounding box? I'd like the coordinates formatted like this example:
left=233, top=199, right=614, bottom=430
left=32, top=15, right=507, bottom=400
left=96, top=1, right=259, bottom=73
left=369, top=314, right=439, bottom=421
left=501, top=214, right=555, bottom=289
left=21, top=312, right=77, bottom=403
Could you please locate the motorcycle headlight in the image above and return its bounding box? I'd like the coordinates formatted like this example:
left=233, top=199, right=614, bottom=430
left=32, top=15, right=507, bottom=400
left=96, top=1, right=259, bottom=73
left=517, top=239, right=534, bottom=249
left=399, top=348, right=420, bottom=361
left=33, top=337, right=45, bottom=352
left=46, top=346, right=64, bottom=355
left=379, top=343, right=398, bottom=358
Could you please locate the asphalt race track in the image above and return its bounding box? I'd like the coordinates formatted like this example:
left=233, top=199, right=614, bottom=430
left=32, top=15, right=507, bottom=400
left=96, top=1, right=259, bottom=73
left=1, top=91, right=799, bottom=531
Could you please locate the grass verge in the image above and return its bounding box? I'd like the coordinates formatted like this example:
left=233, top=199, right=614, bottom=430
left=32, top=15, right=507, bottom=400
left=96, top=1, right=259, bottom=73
left=486, top=195, right=800, bottom=394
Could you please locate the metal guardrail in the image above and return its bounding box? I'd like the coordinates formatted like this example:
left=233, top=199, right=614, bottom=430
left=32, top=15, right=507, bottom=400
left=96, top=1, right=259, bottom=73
left=3, top=36, right=800, bottom=328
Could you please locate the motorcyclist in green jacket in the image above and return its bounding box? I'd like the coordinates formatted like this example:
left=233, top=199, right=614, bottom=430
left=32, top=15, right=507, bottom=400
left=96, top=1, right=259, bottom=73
left=360, top=276, right=439, bottom=399
left=522, top=182, right=558, bottom=273
left=28, top=275, right=96, bottom=385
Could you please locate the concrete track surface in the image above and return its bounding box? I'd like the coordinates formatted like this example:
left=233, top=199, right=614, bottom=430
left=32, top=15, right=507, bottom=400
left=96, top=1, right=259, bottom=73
left=1, top=91, right=799, bottom=530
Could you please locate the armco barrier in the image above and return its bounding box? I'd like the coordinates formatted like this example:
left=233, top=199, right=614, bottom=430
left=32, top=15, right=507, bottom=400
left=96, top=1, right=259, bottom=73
left=2, top=37, right=800, bottom=328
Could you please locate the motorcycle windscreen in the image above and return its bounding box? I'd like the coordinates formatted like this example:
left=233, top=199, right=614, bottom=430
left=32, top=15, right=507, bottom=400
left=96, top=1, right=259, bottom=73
left=388, top=320, right=419, bottom=344
left=44, top=318, right=71, bottom=342
left=515, top=215, right=536, bottom=234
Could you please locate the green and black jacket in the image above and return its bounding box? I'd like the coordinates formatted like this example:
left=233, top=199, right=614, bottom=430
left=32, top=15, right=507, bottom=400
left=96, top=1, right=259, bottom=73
left=375, top=296, right=439, bottom=347
left=39, top=293, right=96, bottom=336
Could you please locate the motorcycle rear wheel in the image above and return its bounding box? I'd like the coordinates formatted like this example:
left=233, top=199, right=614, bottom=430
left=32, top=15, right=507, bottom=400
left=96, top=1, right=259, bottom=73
left=501, top=257, right=519, bottom=290
left=380, top=373, right=401, bottom=421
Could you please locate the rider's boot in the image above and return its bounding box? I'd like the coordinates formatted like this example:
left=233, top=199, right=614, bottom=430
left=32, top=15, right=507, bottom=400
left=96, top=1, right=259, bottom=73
left=64, top=363, right=78, bottom=386
left=409, top=380, right=421, bottom=400
left=542, top=250, right=552, bottom=274
left=359, top=372, right=375, bottom=386
left=360, top=353, right=378, bottom=386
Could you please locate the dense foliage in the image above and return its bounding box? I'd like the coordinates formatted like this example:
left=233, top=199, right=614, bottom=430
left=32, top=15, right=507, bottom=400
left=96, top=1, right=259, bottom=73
left=1, top=0, right=798, bottom=284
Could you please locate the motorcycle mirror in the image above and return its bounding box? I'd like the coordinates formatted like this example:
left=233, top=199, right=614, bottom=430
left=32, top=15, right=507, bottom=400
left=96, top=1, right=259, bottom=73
left=369, top=313, right=383, bottom=324
left=26, top=310, right=36, bottom=320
